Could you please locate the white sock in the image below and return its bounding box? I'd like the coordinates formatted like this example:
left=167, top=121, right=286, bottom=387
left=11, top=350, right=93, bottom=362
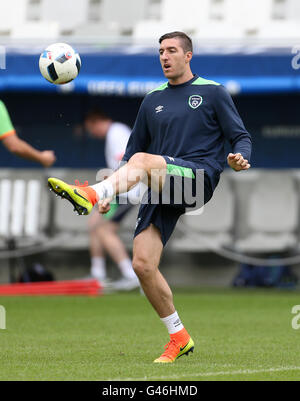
left=91, top=181, right=114, bottom=201
left=161, top=311, right=184, bottom=335
left=118, top=258, right=137, bottom=280
left=91, top=257, right=106, bottom=280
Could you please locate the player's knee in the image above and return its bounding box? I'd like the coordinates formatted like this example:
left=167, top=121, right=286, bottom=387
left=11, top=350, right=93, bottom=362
left=132, top=256, right=154, bottom=279
left=129, top=152, right=149, bottom=169
left=88, top=216, right=97, bottom=232
left=88, top=214, right=104, bottom=233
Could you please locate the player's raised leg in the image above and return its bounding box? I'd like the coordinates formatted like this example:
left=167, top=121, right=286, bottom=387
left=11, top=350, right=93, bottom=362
left=48, top=152, right=167, bottom=215
left=132, top=224, right=194, bottom=363
left=88, top=210, right=107, bottom=281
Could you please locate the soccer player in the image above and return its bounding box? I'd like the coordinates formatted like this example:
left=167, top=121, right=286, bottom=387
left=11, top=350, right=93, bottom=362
left=84, top=109, right=139, bottom=290
left=48, top=32, right=251, bottom=363
left=0, top=100, right=56, bottom=167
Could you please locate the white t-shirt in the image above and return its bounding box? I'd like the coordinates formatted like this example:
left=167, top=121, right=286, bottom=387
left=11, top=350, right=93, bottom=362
left=105, top=122, right=131, bottom=171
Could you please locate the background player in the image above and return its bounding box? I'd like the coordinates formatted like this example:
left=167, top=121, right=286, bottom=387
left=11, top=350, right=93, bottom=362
left=48, top=31, right=251, bottom=363
left=84, top=109, right=139, bottom=290
left=0, top=100, right=56, bottom=167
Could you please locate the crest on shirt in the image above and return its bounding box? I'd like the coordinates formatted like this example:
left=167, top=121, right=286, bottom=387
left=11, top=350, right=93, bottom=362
left=188, top=95, right=203, bottom=109
left=155, top=105, right=164, bottom=113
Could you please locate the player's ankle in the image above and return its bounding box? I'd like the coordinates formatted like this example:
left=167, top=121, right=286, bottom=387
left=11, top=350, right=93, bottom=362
left=91, top=181, right=115, bottom=201
left=170, top=327, right=190, bottom=343
left=161, top=310, right=185, bottom=335
left=82, top=186, right=99, bottom=206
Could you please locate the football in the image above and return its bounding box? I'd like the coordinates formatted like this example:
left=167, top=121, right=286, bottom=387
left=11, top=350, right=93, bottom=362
left=39, top=43, right=81, bottom=85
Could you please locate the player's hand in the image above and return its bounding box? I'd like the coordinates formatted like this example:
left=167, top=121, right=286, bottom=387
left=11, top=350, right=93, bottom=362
left=98, top=198, right=111, bottom=214
left=40, top=150, right=56, bottom=167
left=227, top=153, right=250, bottom=171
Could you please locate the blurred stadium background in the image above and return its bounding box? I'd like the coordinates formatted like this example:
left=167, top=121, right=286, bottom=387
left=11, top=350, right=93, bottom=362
left=1, top=0, right=300, bottom=288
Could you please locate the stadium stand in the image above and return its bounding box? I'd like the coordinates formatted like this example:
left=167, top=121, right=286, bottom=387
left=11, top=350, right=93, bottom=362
left=171, top=174, right=234, bottom=252
left=0, top=169, right=51, bottom=281
left=234, top=170, right=298, bottom=253
left=1, top=167, right=300, bottom=277
left=0, top=169, right=50, bottom=248
left=0, top=0, right=300, bottom=45
left=170, top=170, right=300, bottom=254
left=1, top=0, right=300, bottom=277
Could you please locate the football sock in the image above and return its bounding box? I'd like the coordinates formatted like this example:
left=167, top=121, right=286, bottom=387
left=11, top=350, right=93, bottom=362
left=118, top=258, right=137, bottom=279
left=81, top=186, right=99, bottom=206
left=91, top=257, right=106, bottom=281
left=91, top=180, right=115, bottom=201
left=160, top=311, right=184, bottom=335
left=170, top=327, right=190, bottom=344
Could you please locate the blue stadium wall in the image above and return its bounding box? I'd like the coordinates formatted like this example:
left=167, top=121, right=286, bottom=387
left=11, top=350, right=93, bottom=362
left=1, top=48, right=300, bottom=169
left=0, top=92, right=299, bottom=169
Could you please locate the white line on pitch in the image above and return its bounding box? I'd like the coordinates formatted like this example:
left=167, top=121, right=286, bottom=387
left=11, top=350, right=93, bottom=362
left=109, top=366, right=300, bottom=381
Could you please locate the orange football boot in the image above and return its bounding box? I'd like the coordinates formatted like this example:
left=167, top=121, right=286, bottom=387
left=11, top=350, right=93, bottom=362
left=154, top=328, right=194, bottom=363
left=48, top=177, right=98, bottom=215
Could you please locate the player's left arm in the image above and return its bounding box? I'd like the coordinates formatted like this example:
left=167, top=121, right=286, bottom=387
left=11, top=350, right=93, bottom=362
left=2, top=134, right=56, bottom=167
left=0, top=100, right=56, bottom=167
left=214, top=85, right=252, bottom=171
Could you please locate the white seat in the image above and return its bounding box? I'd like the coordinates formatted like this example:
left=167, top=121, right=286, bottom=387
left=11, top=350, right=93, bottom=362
left=40, top=0, right=87, bottom=33
left=257, top=21, right=300, bottom=41
left=195, top=23, right=244, bottom=42
left=235, top=171, right=298, bottom=253
left=160, top=0, right=210, bottom=33
left=11, top=22, right=59, bottom=40
left=0, top=172, right=50, bottom=246
left=0, top=0, right=27, bottom=33
left=236, top=232, right=296, bottom=253
left=101, top=0, right=148, bottom=32
left=73, top=0, right=147, bottom=41
left=73, top=23, right=120, bottom=41
left=133, top=20, right=184, bottom=45
left=171, top=175, right=234, bottom=252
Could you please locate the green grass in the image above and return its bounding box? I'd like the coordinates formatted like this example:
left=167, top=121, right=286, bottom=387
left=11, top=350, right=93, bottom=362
left=0, top=288, right=300, bottom=381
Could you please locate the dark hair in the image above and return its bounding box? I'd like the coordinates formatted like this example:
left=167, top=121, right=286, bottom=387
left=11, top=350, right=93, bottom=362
left=159, top=31, right=193, bottom=53
left=84, top=108, right=110, bottom=122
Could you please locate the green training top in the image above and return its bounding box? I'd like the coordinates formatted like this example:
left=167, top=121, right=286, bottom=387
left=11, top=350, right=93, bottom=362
left=0, top=100, right=15, bottom=139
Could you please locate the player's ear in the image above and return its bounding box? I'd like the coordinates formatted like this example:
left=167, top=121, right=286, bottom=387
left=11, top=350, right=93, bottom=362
left=185, top=51, right=193, bottom=63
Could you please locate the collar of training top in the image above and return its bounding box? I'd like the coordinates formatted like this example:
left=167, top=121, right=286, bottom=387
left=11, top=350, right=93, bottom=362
left=167, top=74, right=199, bottom=89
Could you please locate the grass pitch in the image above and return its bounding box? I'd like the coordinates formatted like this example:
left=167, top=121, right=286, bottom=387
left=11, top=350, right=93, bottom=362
left=0, top=288, right=300, bottom=381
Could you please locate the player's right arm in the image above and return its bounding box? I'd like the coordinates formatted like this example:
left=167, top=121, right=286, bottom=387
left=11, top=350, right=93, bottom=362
left=0, top=100, right=56, bottom=167
left=122, top=99, right=151, bottom=163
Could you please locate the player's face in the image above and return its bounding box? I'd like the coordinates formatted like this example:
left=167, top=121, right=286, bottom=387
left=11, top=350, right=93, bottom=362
left=85, top=119, right=107, bottom=139
left=159, top=38, right=192, bottom=80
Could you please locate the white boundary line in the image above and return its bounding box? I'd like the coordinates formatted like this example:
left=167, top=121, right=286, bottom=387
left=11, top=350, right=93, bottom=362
left=110, top=366, right=300, bottom=381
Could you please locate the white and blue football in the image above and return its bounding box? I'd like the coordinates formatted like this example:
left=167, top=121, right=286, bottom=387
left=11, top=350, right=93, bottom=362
left=39, top=43, right=81, bottom=85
